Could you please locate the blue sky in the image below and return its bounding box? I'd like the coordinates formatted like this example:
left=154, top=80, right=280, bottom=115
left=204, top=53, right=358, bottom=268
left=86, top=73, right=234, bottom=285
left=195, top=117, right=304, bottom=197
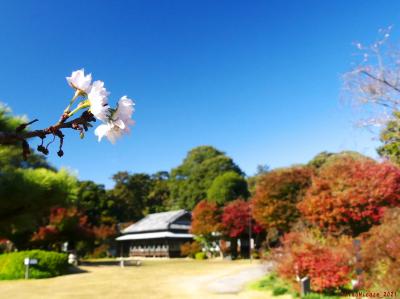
left=0, top=0, right=399, bottom=188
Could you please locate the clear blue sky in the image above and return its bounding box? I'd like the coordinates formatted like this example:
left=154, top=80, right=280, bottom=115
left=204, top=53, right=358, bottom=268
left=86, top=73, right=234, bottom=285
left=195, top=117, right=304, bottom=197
left=0, top=0, right=399, bottom=188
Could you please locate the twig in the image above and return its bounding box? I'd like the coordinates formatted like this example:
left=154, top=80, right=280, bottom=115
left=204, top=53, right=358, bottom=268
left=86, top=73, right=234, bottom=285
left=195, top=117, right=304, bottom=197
left=361, top=70, right=400, bottom=94
left=0, top=111, right=96, bottom=158
left=16, top=119, right=39, bottom=132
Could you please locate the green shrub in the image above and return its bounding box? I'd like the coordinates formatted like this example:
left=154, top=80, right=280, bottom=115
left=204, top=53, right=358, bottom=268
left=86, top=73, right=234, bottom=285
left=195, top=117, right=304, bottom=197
left=256, top=274, right=277, bottom=289
left=273, top=286, right=288, bottom=296
left=0, top=250, right=68, bottom=280
left=195, top=252, right=207, bottom=260
left=250, top=273, right=342, bottom=299
left=250, top=273, right=290, bottom=293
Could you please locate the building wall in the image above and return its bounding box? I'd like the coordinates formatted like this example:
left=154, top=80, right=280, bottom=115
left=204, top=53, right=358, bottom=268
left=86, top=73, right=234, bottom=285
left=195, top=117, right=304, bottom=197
left=119, top=238, right=192, bottom=257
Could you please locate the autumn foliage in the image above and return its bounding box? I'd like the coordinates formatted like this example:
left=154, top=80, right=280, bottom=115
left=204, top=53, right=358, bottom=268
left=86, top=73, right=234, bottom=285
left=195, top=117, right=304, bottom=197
left=274, top=230, right=354, bottom=292
left=298, top=157, right=400, bottom=236
left=257, top=156, right=400, bottom=293
left=92, top=224, right=117, bottom=241
left=221, top=199, right=262, bottom=238
left=191, top=200, right=221, bottom=235
left=252, top=167, right=312, bottom=233
left=360, top=208, right=400, bottom=291
left=180, top=241, right=202, bottom=258
left=32, top=207, right=94, bottom=249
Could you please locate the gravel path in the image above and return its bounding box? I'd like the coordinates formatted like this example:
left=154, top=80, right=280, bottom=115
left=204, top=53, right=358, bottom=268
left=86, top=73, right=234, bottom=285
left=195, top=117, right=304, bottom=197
left=206, top=262, right=272, bottom=294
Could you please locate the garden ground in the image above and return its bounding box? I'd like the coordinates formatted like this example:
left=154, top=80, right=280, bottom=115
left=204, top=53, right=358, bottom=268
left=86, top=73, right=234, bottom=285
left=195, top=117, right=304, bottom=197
left=0, top=259, right=288, bottom=299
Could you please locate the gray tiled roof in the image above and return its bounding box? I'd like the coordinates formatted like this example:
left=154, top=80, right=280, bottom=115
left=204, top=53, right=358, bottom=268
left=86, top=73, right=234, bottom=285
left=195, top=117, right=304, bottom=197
left=122, top=210, right=190, bottom=234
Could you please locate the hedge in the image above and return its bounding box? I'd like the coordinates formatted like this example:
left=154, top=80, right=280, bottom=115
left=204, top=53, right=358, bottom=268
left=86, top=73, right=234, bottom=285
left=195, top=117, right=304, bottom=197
left=195, top=252, right=207, bottom=260
left=0, top=250, right=68, bottom=280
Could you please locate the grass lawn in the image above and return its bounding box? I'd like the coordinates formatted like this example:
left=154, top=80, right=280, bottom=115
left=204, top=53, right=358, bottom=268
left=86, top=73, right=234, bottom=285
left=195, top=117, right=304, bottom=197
left=0, top=259, right=280, bottom=299
left=247, top=274, right=342, bottom=299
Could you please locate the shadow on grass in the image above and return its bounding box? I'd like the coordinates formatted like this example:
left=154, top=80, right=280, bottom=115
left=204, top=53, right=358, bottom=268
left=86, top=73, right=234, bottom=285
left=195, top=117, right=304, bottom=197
left=65, top=265, right=89, bottom=275
left=80, top=259, right=141, bottom=267
left=80, top=260, right=120, bottom=267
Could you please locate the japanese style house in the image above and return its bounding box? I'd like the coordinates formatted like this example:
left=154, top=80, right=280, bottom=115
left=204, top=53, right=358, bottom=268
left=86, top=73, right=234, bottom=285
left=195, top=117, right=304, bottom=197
left=116, top=210, right=193, bottom=258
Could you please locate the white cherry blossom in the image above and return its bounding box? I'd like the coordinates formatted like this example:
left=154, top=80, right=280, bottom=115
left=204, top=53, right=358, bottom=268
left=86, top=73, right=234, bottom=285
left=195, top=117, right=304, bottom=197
left=94, top=96, right=135, bottom=144
left=115, top=96, right=135, bottom=128
left=87, top=80, right=110, bottom=122
left=66, top=69, right=92, bottom=93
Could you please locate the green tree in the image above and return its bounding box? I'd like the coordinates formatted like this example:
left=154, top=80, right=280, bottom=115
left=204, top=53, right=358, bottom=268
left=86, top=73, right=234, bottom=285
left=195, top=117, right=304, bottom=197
left=73, top=181, right=118, bottom=256
left=0, top=103, right=25, bottom=132
left=106, top=170, right=171, bottom=222
left=0, top=104, right=52, bottom=171
left=74, top=180, right=112, bottom=225
left=247, top=164, right=270, bottom=195
left=108, top=172, right=153, bottom=222
left=169, top=146, right=242, bottom=209
left=308, top=151, right=370, bottom=170
left=0, top=168, right=78, bottom=248
left=0, top=104, right=78, bottom=248
left=146, top=171, right=170, bottom=214
left=207, top=171, right=249, bottom=205
left=377, top=112, right=400, bottom=165
left=307, top=151, right=334, bottom=169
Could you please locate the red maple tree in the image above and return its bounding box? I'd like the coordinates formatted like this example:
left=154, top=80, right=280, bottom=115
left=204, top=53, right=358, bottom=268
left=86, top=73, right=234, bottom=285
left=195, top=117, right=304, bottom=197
left=32, top=207, right=94, bottom=249
left=221, top=199, right=262, bottom=238
left=298, top=157, right=400, bottom=235
left=252, top=167, right=312, bottom=233
left=191, top=200, right=221, bottom=235
left=275, top=231, right=353, bottom=292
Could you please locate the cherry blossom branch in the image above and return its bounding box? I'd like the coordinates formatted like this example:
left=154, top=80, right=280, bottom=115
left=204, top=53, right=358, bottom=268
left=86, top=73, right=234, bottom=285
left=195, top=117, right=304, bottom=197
left=0, top=112, right=95, bottom=144
left=0, top=68, right=135, bottom=159
left=360, top=70, right=400, bottom=95
left=0, top=111, right=96, bottom=159
left=342, top=27, right=400, bottom=127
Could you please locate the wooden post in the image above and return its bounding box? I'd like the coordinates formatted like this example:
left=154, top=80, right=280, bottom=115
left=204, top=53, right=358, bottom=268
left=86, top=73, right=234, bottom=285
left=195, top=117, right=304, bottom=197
left=300, top=276, right=311, bottom=297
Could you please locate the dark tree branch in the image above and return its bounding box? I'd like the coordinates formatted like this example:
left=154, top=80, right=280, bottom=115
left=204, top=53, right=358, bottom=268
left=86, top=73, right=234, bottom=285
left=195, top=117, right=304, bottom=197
left=16, top=119, right=39, bottom=132
left=0, top=111, right=96, bottom=149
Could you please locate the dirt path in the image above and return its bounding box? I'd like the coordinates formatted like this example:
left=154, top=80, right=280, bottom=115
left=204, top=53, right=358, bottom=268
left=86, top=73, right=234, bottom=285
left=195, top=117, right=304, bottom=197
left=177, top=261, right=273, bottom=299
left=207, top=263, right=271, bottom=294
